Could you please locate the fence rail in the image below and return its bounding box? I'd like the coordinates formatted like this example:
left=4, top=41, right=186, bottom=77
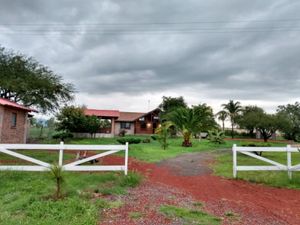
left=0, top=142, right=129, bottom=175
left=233, top=144, right=300, bottom=179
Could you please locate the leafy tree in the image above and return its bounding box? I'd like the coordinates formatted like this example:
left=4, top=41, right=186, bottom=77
left=155, top=121, right=173, bottom=150
left=159, top=96, right=187, bottom=116
left=237, top=106, right=264, bottom=137
left=216, top=110, right=228, bottom=131
left=277, top=102, right=300, bottom=141
left=0, top=46, right=74, bottom=112
left=85, top=116, right=101, bottom=138
left=256, top=112, right=282, bottom=142
left=222, top=100, right=242, bottom=138
left=56, top=106, right=86, bottom=132
left=192, top=104, right=217, bottom=133
left=167, top=106, right=216, bottom=147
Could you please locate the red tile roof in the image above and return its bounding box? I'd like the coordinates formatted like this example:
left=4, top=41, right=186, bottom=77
left=0, top=98, right=37, bottom=112
left=117, top=112, right=145, bottom=122
left=84, top=109, right=120, bottom=118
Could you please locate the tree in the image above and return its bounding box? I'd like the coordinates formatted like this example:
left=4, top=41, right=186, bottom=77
left=167, top=106, right=216, bottom=147
left=256, top=113, right=281, bottom=142
left=159, top=96, right=188, bottom=136
left=216, top=110, right=228, bottom=131
left=192, top=104, right=217, bottom=134
left=0, top=46, right=74, bottom=112
left=56, top=106, right=86, bottom=133
left=222, top=100, right=242, bottom=138
left=277, top=102, right=300, bottom=141
left=159, top=96, right=187, bottom=116
left=237, top=106, right=264, bottom=137
left=155, top=121, right=173, bottom=150
left=85, top=116, right=101, bottom=138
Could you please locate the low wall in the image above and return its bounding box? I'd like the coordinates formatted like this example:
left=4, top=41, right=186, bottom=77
left=73, top=133, right=114, bottom=138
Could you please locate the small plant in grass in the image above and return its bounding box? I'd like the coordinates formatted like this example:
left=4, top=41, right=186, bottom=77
left=129, top=211, right=143, bottom=219
left=49, top=163, right=64, bottom=199
left=117, top=137, right=141, bottom=144
left=208, top=130, right=225, bottom=144
left=160, top=205, right=221, bottom=225
left=119, top=172, right=142, bottom=188
left=155, top=121, right=173, bottom=150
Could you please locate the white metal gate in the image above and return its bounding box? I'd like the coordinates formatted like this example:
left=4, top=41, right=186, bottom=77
left=0, top=142, right=129, bottom=175
left=233, top=144, right=300, bottom=179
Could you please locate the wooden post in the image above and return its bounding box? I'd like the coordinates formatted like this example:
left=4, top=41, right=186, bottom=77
left=59, top=141, right=64, bottom=166
left=233, top=144, right=237, bottom=178
left=125, top=142, right=129, bottom=175
left=287, top=145, right=292, bottom=180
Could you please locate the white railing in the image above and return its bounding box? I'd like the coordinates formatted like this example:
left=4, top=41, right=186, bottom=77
left=0, top=142, right=129, bottom=175
left=233, top=144, right=300, bottom=179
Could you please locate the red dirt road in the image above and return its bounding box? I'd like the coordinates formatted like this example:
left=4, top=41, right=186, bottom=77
left=104, top=153, right=300, bottom=225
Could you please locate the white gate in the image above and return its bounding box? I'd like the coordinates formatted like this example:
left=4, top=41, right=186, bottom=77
left=0, top=142, right=129, bottom=175
left=233, top=144, right=300, bottom=179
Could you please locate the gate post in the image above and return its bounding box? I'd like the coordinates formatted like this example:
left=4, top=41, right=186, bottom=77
left=124, top=142, right=129, bottom=175
left=287, top=145, right=292, bottom=180
left=59, top=141, right=64, bottom=167
left=233, top=144, right=237, bottom=178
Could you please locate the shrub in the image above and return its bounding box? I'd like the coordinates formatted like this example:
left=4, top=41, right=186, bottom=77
left=52, top=131, right=73, bottom=141
left=119, top=172, right=142, bottom=188
left=117, top=137, right=141, bottom=144
left=151, top=135, right=158, bottom=140
left=142, top=138, right=151, bottom=143
left=118, top=129, right=126, bottom=137
left=49, top=163, right=64, bottom=199
left=241, top=142, right=271, bottom=147
left=208, top=130, right=225, bottom=144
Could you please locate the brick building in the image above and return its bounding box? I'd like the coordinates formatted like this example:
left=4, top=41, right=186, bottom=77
left=79, top=108, right=161, bottom=137
left=0, top=98, right=36, bottom=143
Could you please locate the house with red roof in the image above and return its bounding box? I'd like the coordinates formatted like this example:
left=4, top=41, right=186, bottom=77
left=0, top=98, right=36, bottom=143
left=82, top=108, right=160, bottom=137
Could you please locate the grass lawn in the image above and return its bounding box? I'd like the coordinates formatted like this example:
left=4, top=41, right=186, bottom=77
left=0, top=143, right=142, bottom=225
left=0, top=170, right=141, bottom=225
left=213, top=150, right=300, bottom=189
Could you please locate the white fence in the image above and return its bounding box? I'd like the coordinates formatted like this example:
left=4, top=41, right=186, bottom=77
left=0, top=142, right=129, bottom=175
left=233, top=144, right=300, bottom=179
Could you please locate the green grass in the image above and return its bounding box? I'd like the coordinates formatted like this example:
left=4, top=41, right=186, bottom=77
left=29, top=127, right=55, bottom=140
left=0, top=171, right=141, bottom=225
left=213, top=150, right=300, bottom=189
left=64, top=136, right=286, bottom=163
left=160, top=205, right=221, bottom=225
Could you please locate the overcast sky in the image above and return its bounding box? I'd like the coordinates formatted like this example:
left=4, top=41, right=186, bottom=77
left=1, top=0, right=300, bottom=114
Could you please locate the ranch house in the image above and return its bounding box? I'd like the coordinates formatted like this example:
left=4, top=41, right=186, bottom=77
left=0, top=98, right=36, bottom=143
left=80, top=108, right=161, bottom=137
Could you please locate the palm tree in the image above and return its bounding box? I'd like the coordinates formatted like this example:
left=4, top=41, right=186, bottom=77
left=216, top=110, right=228, bottom=131
left=167, top=107, right=211, bottom=147
left=50, top=163, right=64, bottom=199
left=222, top=100, right=242, bottom=138
left=155, top=121, right=173, bottom=150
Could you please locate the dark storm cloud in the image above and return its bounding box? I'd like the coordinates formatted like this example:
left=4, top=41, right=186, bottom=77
left=1, top=0, right=300, bottom=105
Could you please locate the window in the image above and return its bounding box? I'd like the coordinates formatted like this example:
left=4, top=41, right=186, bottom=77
left=140, top=122, right=146, bottom=129
left=120, top=122, right=131, bottom=129
left=11, top=113, right=17, bottom=128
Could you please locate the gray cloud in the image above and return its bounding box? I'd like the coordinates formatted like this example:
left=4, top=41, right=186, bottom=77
left=0, top=0, right=300, bottom=112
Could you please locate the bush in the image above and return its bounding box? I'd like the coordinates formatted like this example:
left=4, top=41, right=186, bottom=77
left=208, top=130, right=225, bottom=144
left=52, top=131, right=73, bottom=141
left=241, top=142, right=271, bottom=147
left=118, top=129, right=126, bottom=137
left=117, top=137, right=141, bottom=144
left=119, top=172, right=142, bottom=188
left=151, top=135, right=158, bottom=140
left=142, top=138, right=151, bottom=143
